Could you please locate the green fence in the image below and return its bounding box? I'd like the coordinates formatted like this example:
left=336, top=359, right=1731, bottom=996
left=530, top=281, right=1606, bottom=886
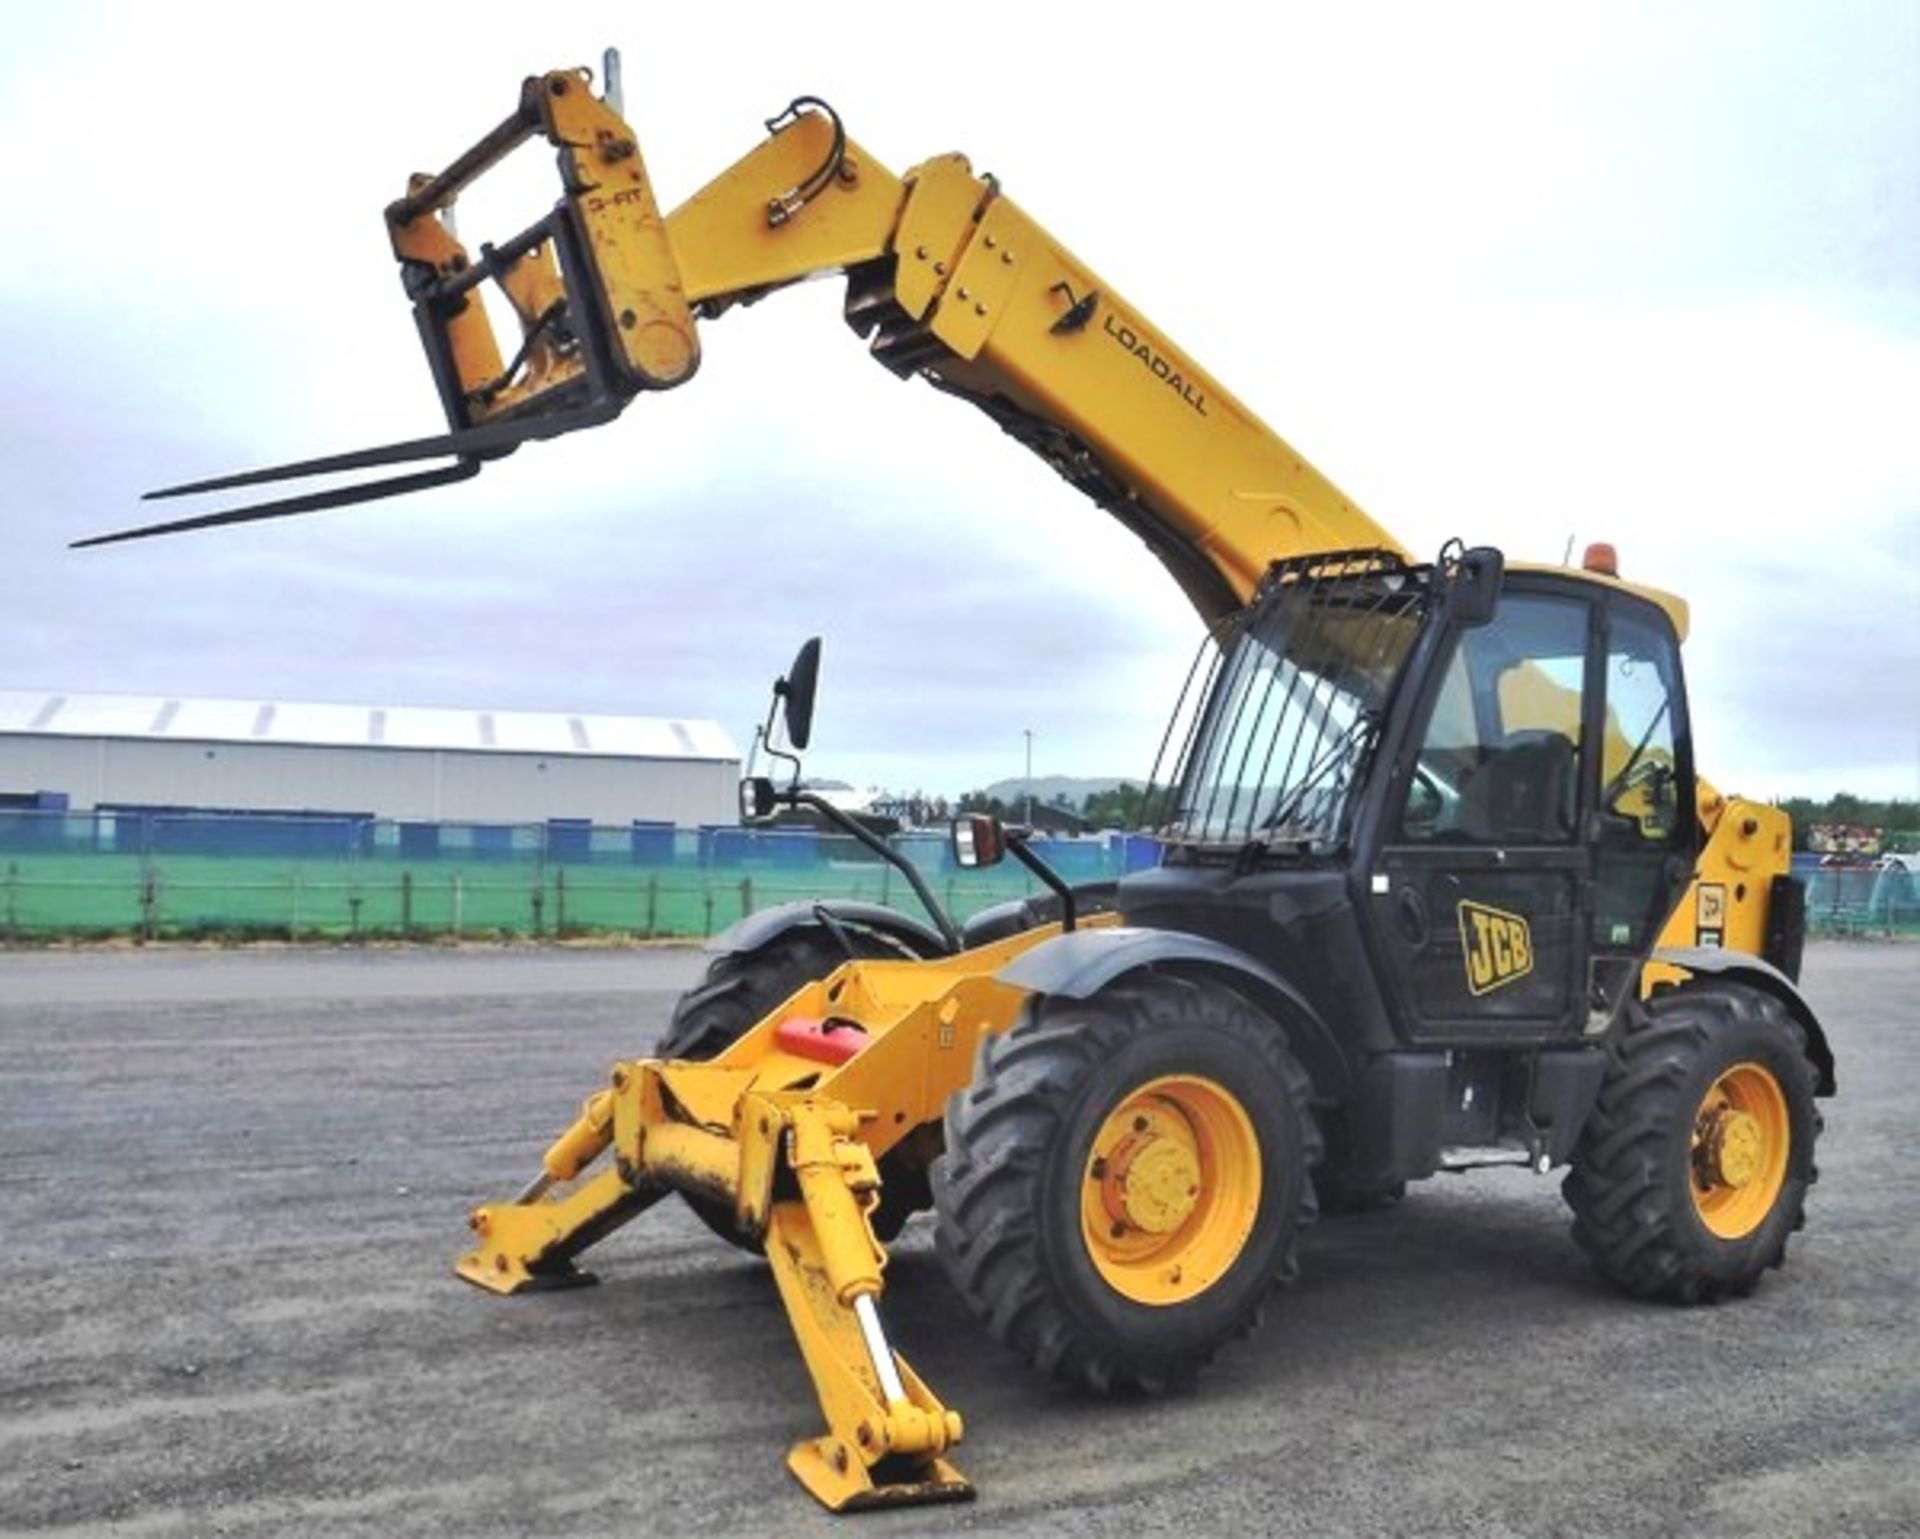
left=0, top=812, right=1154, bottom=942
left=1799, top=861, right=1920, bottom=938
left=7, top=810, right=1907, bottom=944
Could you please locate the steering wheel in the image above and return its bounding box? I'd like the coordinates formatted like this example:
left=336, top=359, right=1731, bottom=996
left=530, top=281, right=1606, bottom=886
left=1403, top=764, right=1447, bottom=833
left=1604, top=756, right=1678, bottom=839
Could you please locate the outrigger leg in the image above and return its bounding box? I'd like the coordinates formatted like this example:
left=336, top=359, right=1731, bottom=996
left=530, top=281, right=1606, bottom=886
left=455, top=1062, right=971, bottom=1511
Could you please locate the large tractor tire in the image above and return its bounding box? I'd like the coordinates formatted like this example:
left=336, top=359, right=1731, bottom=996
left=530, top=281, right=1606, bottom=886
left=933, top=973, right=1319, bottom=1394
left=1563, top=980, right=1821, bottom=1303
left=658, top=925, right=930, bottom=1250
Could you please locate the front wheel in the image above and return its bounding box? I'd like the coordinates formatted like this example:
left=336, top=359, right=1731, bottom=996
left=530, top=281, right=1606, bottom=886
left=934, top=973, right=1320, bottom=1393
left=1563, top=980, right=1821, bottom=1302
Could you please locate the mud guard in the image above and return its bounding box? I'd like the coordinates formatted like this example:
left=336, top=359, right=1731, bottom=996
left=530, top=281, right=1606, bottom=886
left=707, top=899, right=950, bottom=961
left=996, top=926, right=1352, bottom=1096
left=959, top=882, right=1122, bottom=950
left=1650, top=946, right=1836, bottom=1095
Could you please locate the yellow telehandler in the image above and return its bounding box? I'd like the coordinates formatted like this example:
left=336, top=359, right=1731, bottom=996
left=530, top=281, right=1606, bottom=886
left=92, top=60, right=1834, bottom=1512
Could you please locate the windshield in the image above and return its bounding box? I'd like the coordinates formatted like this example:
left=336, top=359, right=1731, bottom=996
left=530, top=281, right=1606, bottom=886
left=1152, top=556, right=1425, bottom=849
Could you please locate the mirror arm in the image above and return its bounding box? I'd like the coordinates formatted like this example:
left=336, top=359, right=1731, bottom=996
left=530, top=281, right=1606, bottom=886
left=758, top=691, right=803, bottom=791
left=1006, top=830, right=1077, bottom=933
left=790, top=791, right=960, bottom=955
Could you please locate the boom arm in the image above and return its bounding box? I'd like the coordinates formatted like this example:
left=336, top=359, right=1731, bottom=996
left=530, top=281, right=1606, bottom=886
left=89, top=64, right=1779, bottom=937
left=94, top=67, right=1401, bottom=621
left=667, top=105, right=1403, bottom=618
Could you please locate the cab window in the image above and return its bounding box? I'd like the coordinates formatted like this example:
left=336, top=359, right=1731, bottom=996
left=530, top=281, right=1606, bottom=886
left=1600, top=610, right=1683, bottom=844
left=1593, top=604, right=1691, bottom=950
left=1400, top=595, right=1592, bottom=844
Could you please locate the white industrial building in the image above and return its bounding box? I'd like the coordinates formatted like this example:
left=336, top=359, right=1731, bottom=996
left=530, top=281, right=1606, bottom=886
left=0, top=689, right=740, bottom=827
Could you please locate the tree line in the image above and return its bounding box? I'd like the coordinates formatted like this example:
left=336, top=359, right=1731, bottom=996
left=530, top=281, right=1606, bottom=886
left=1773, top=794, right=1919, bottom=853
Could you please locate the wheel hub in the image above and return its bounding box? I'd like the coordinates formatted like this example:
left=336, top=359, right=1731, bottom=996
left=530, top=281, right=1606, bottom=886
left=1697, top=1106, right=1765, bottom=1189
left=1688, top=1060, right=1791, bottom=1240
left=1101, top=1121, right=1203, bottom=1235
left=1080, top=1075, right=1263, bottom=1307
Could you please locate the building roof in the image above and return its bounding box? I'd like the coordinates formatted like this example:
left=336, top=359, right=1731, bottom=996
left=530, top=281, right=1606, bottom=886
left=0, top=689, right=738, bottom=762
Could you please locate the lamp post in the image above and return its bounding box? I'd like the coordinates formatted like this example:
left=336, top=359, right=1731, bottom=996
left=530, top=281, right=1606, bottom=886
left=1023, top=728, right=1034, bottom=828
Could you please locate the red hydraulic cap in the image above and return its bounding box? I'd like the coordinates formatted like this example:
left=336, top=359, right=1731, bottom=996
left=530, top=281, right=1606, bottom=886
left=774, top=1014, right=871, bottom=1066
left=1583, top=542, right=1619, bottom=577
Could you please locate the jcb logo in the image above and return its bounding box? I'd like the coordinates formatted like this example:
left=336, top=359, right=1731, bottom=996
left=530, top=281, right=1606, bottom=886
left=1458, top=901, right=1534, bottom=996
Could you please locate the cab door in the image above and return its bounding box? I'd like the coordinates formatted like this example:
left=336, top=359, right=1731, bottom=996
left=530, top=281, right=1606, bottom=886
left=1368, top=588, right=1598, bottom=1042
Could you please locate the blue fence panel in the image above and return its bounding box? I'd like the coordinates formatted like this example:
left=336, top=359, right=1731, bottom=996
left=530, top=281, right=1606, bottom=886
left=629, top=820, right=674, bottom=865
left=148, top=813, right=372, bottom=859
left=545, top=818, right=594, bottom=865
left=1024, top=836, right=1109, bottom=881
left=0, top=811, right=65, bottom=853
left=763, top=829, right=819, bottom=868
left=470, top=825, right=518, bottom=862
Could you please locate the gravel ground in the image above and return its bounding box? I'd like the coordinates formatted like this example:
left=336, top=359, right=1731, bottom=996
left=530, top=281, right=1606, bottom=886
left=1, top=941, right=1915, bottom=1537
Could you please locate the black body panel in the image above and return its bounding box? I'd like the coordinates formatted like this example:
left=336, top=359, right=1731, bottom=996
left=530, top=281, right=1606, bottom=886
left=1764, top=875, right=1808, bottom=983
left=1118, top=862, right=1401, bottom=1077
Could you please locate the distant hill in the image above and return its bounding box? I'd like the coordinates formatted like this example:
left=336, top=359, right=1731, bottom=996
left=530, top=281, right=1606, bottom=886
left=981, top=774, right=1139, bottom=808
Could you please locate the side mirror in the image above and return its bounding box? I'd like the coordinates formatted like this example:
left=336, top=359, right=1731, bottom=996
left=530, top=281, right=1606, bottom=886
left=1438, top=544, right=1504, bottom=628
left=739, top=776, right=780, bottom=824
left=951, top=814, right=1008, bottom=870
left=777, top=637, right=822, bottom=751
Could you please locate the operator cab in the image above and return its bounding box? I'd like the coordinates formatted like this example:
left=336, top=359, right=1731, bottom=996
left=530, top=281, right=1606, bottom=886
left=1125, top=545, right=1697, bottom=1063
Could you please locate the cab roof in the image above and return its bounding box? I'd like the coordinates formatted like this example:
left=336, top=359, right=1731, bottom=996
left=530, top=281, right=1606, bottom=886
left=1509, top=562, right=1690, bottom=642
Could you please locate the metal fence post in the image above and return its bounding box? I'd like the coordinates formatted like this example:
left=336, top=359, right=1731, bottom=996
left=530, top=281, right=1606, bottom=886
left=452, top=873, right=464, bottom=941
left=4, top=860, right=16, bottom=941
left=644, top=874, right=658, bottom=939
left=556, top=868, right=568, bottom=937
left=401, top=870, right=414, bottom=935
left=740, top=875, right=754, bottom=922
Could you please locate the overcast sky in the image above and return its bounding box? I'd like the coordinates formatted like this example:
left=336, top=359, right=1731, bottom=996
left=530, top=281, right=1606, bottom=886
left=2, top=3, right=1915, bottom=803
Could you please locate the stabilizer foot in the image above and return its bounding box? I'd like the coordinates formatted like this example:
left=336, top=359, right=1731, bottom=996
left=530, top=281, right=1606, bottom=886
left=455, top=1164, right=652, bottom=1294
left=787, top=1440, right=973, bottom=1512
left=455, top=1250, right=599, bottom=1294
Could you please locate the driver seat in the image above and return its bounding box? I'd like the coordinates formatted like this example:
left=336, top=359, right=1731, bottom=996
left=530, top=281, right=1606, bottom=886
left=1456, top=730, right=1577, bottom=843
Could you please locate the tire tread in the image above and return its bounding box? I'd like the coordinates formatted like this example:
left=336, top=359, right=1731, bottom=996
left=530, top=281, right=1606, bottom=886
left=934, top=974, right=1321, bottom=1394
left=1563, top=981, right=1820, bottom=1303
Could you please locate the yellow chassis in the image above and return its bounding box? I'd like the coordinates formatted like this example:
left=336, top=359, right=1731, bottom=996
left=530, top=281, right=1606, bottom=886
left=456, top=922, right=1094, bottom=1509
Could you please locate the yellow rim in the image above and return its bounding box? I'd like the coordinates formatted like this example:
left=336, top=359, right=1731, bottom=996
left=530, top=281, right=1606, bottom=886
left=1690, top=1061, right=1791, bottom=1239
left=1080, top=1074, right=1262, bottom=1306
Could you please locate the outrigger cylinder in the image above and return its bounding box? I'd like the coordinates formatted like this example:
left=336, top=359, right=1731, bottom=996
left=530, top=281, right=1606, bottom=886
left=854, top=1295, right=911, bottom=1407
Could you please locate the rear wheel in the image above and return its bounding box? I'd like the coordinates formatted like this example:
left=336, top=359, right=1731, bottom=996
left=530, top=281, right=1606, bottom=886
left=934, top=973, right=1319, bottom=1393
left=658, top=926, right=927, bottom=1250
left=1563, top=981, right=1820, bottom=1302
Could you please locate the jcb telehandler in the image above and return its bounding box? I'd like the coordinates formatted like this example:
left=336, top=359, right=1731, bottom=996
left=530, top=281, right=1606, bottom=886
left=94, top=60, right=1834, bottom=1512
